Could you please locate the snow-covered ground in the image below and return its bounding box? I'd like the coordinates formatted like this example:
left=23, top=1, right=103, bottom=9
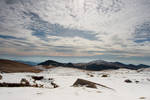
left=0, top=67, right=150, bottom=100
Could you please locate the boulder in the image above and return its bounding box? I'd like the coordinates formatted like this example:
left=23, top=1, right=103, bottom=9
left=32, top=76, right=44, bottom=81
left=124, top=79, right=132, bottom=83
left=101, top=74, right=109, bottom=77
left=51, top=82, right=59, bottom=88
left=73, top=78, right=114, bottom=90
left=135, top=80, right=139, bottom=83
left=20, top=78, right=30, bottom=85
left=73, top=79, right=96, bottom=89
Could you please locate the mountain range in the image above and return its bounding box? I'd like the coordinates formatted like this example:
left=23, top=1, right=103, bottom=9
left=38, top=60, right=150, bottom=71
left=0, top=59, right=150, bottom=73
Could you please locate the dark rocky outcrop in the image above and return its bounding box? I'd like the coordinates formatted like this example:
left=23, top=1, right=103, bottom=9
left=73, top=78, right=97, bottom=88
left=32, top=76, right=44, bottom=81
left=73, top=78, right=114, bottom=90
left=0, top=82, right=31, bottom=87
left=124, top=79, right=132, bottom=83
left=0, top=82, right=44, bottom=88
left=135, top=80, right=139, bottom=83
left=20, top=78, right=30, bottom=85
left=51, top=82, right=59, bottom=88
left=101, top=74, right=109, bottom=77
left=0, top=75, right=2, bottom=80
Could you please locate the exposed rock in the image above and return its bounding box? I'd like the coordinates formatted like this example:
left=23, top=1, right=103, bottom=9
left=32, top=76, right=44, bottom=81
left=73, top=78, right=114, bottom=90
left=101, top=74, right=109, bottom=77
left=32, top=83, right=38, bottom=88
left=48, top=78, right=54, bottom=80
left=87, top=73, right=94, bottom=77
left=20, top=78, right=30, bottom=85
left=0, top=81, right=44, bottom=88
left=124, top=79, right=132, bottom=83
left=39, top=84, right=44, bottom=88
left=32, top=83, right=43, bottom=88
left=0, top=75, right=2, bottom=80
left=51, top=82, right=59, bottom=88
left=90, top=74, right=94, bottom=77
left=135, top=80, right=139, bottom=83
left=139, top=97, right=146, bottom=99
left=0, top=82, right=31, bottom=87
left=73, top=78, right=97, bottom=88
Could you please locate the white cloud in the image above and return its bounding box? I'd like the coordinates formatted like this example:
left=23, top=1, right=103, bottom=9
left=0, top=0, right=150, bottom=58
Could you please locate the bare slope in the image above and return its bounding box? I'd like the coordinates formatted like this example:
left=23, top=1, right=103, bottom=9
left=0, top=59, right=41, bottom=73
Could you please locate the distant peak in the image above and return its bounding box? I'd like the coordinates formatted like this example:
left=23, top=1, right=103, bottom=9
left=88, top=60, right=108, bottom=64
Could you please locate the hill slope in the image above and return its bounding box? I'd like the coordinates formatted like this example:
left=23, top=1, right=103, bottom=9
left=0, top=59, right=41, bottom=73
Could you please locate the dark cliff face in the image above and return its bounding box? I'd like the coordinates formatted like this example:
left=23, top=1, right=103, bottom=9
left=38, top=60, right=150, bottom=71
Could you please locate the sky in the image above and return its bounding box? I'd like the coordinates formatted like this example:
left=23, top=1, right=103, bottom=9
left=0, top=0, right=150, bottom=65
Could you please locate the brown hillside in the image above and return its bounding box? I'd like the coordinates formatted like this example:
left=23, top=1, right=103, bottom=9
left=0, top=59, right=41, bottom=73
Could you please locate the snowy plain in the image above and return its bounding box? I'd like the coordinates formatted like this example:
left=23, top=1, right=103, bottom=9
left=0, top=67, right=150, bottom=100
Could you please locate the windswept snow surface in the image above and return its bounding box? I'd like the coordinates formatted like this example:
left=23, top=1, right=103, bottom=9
left=0, top=67, right=150, bottom=100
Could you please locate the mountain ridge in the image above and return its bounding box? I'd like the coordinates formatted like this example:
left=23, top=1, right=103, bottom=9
left=38, top=59, right=150, bottom=71
left=0, top=59, right=149, bottom=73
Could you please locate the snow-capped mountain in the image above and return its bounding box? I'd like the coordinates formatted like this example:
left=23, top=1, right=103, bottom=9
left=87, top=60, right=109, bottom=65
